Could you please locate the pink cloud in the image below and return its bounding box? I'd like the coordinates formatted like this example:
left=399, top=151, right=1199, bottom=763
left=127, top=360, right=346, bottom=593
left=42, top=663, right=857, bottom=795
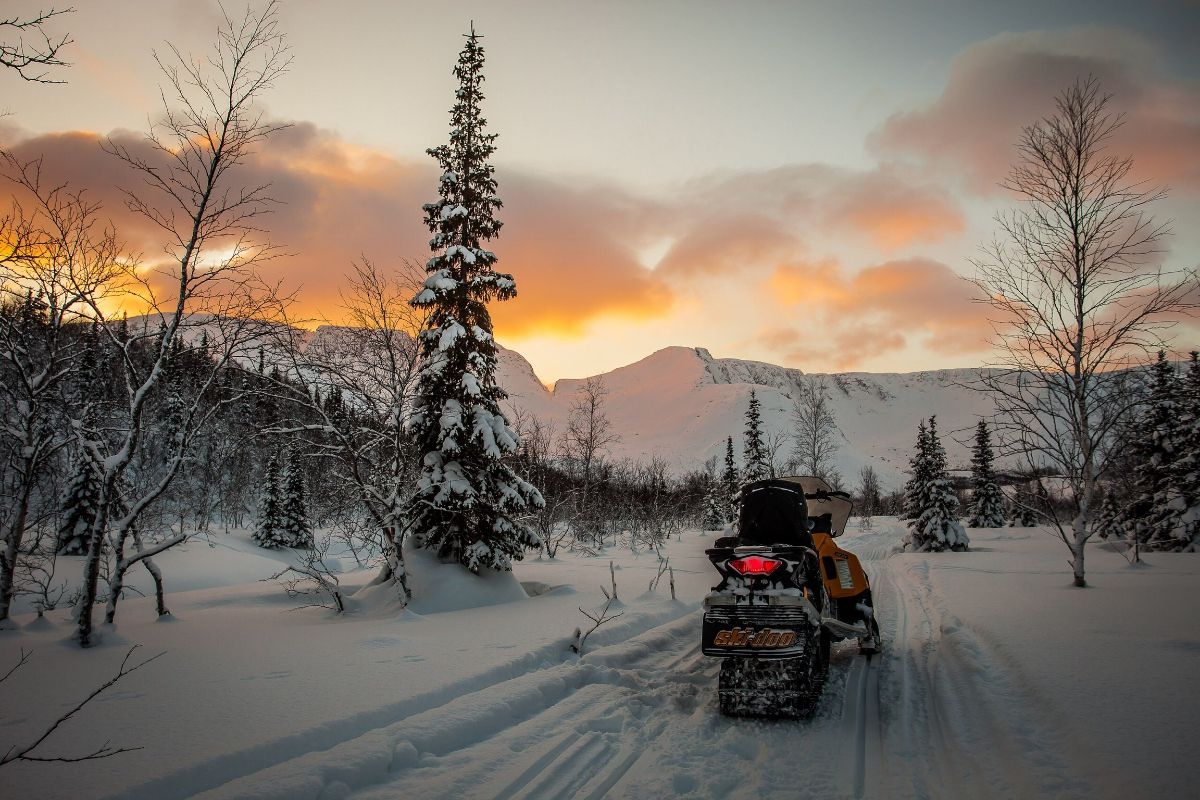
left=870, top=28, right=1200, bottom=193
left=767, top=257, right=991, bottom=368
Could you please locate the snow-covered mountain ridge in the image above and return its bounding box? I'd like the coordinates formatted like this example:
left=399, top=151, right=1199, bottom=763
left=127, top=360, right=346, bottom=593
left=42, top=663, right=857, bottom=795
left=134, top=313, right=991, bottom=490
left=495, top=344, right=995, bottom=489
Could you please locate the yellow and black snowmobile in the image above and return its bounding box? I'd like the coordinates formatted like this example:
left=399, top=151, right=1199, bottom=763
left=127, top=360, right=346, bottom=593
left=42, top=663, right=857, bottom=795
left=702, top=476, right=880, bottom=718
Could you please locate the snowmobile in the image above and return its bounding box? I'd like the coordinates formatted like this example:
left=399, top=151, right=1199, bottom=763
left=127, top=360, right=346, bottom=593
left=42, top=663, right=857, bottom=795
left=702, top=476, right=880, bottom=718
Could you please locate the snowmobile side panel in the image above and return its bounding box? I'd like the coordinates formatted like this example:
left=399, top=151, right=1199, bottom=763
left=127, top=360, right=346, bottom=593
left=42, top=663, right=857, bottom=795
left=813, top=533, right=870, bottom=599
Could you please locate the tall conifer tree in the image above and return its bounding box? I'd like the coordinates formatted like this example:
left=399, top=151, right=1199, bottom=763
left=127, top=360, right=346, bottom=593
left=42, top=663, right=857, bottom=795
left=279, top=447, right=313, bottom=548
left=1131, top=352, right=1182, bottom=547
left=967, top=419, right=1006, bottom=527
left=254, top=453, right=287, bottom=549
left=722, top=436, right=738, bottom=516
left=742, top=390, right=769, bottom=482
left=901, top=420, right=929, bottom=521
left=408, top=26, right=543, bottom=573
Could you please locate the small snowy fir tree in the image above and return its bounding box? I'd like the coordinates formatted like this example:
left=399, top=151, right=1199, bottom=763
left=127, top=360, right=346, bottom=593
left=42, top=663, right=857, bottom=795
left=1009, top=486, right=1037, bottom=527
left=57, top=452, right=100, bottom=555
left=407, top=26, right=544, bottom=573
left=966, top=419, right=1006, bottom=527
left=701, top=479, right=726, bottom=530
left=901, top=420, right=929, bottom=521
left=741, top=390, right=770, bottom=482
left=904, top=416, right=969, bottom=552
left=722, top=436, right=738, bottom=518
left=1093, top=492, right=1128, bottom=540
left=279, top=448, right=313, bottom=548
left=253, top=454, right=288, bottom=549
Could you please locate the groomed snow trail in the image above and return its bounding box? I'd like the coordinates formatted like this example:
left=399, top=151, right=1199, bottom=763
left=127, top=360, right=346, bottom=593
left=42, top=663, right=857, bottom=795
left=196, top=531, right=1093, bottom=800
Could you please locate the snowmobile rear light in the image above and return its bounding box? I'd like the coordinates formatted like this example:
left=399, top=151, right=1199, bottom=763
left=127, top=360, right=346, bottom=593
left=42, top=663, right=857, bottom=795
left=728, top=555, right=783, bottom=576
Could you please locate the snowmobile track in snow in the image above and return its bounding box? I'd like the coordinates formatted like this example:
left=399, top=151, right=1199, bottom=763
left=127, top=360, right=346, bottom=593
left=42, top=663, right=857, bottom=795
left=188, top=538, right=1093, bottom=800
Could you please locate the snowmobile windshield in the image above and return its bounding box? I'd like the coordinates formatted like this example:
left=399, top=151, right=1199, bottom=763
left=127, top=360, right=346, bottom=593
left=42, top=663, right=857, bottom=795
left=737, top=483, right=812, bottom=547
left=782, top=476, right=854, bottom=538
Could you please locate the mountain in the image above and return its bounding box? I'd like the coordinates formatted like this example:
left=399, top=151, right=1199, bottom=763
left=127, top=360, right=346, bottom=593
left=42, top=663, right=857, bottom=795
left=136, top=312, right=992, bottom=492
left=496, top=345, right=994, bottom=491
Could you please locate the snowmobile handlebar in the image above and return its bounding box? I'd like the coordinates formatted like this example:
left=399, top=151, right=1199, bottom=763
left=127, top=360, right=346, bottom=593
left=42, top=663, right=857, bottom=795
left=804, top=489, right=852, bottom=502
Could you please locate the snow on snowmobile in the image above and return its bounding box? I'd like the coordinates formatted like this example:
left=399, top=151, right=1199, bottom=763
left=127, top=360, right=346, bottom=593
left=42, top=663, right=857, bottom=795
left=702, top=476, right=880, bottom=718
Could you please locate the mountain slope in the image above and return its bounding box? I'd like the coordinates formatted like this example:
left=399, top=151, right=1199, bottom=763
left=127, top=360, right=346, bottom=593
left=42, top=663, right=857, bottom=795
left=497, top=345, right=994, bottom=490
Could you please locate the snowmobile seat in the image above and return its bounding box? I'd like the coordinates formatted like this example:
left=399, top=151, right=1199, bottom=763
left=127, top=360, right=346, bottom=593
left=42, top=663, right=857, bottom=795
left=736, top=481, right=816, bottom=549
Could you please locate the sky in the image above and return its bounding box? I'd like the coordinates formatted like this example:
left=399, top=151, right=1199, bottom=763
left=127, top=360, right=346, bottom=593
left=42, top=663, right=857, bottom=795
left=2, top=0, right=1199, bottom=384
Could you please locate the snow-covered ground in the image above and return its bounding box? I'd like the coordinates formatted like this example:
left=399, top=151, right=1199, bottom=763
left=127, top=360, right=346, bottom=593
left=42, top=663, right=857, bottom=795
left=1, top=522, right=1196, bottom=799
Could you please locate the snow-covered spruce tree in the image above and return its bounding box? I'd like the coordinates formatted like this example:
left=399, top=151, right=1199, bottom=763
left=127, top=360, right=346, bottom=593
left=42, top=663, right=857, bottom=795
left=1164, top=352, right=1200, bottom=551
left=279, top=448, right=313, bottom=549
left=1009, top=484, right=1037, bottom=527
left=1137, top=352, right=1189, bottom=550
left=741, top=390, right=770, bottom=482
left=1093, top=491, right=1128, bottom=541
left=407, top=26, right=543, bottom=574
left=701, top=480, right=726, bottom=531
left=967, top=419, right=1006, bottom=527
left=253, top=454, right=288, bottom=549
left=904, top=416, right=969, bottom=552
left=901, top=419, right=930, bottom=521
left=722, top=435, right=738, bottom=515
left=57, top=452, right=101, bottom=556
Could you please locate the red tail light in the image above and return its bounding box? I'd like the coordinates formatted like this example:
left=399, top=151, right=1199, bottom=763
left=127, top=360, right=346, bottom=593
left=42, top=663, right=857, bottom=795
left=728, top=555, right=783, bottom=576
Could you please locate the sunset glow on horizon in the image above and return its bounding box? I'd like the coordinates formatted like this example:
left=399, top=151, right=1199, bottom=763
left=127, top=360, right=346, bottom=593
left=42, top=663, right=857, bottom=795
left=3, top=0, right=1198, bottom=383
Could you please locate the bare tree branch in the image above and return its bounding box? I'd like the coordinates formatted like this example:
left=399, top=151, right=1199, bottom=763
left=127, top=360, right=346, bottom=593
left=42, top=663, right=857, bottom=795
left=0, top=7, right=73, bottom=83
left=0, top=645, right=164, bottom=767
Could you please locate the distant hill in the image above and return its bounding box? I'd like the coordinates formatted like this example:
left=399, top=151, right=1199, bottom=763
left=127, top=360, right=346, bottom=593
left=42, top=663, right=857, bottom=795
left=496, top=345, right=996, bottom=491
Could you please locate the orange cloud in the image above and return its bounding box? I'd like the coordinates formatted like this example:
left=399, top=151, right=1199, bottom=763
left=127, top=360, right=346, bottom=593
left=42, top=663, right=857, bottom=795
left=656, top=214, right=800, bottom=278
left=0, top=124, right=673, bottom=337
left=870, top=29, right=1200, bottom=193
left=821, top=169, right=966, bottom=251
left=766, top=258, right=991, bottom=369
left=673, top=164, right=966, bottom=266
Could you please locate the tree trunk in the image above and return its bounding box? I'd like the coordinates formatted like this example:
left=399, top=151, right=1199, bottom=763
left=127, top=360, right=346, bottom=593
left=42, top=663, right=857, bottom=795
left=1070, top=530, right=1087, bottom=588
left=104, top=527, right=129, bottom=624
left=0, top=469, right=35, bottom=623
left=142, top=555, right=169, bottom=617
left=76, top=487, right=114, bottom=647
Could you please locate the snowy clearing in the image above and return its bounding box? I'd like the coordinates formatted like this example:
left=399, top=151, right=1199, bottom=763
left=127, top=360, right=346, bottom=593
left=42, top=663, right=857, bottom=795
left=1, top=521, right=1196, bottom=799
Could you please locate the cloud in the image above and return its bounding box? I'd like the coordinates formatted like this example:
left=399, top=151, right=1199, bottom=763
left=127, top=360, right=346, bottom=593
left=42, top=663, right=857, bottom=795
left=870, top=28, right=1200, bottom=193
left=766, top=258, right=991, bottom=369
left=0, top=123, right=673, bottom=337
left=820, top=168, right=966, bottom=250
left=655, top=214, right=801, bottom=278
left=655, top=164, right=966, bottom=281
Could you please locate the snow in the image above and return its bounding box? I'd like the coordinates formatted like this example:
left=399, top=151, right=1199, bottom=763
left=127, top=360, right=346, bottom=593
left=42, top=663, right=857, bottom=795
left=1, top=522, right=1196, bottom=799
left=437, top=321, right=466, bottom=351
left=494, top=345, right=998, bottom=485
left=402, top=545, right=529, bottom=614
left=444, top=245, right=476, bottom=264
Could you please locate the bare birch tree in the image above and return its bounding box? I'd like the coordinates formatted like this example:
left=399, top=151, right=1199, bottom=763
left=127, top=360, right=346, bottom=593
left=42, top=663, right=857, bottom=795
left=789, top=376, right=840, bottom=482
left=73, top=2, right=291, bottom=645
left=562, top=376, right=618, bottom=541
left=972, top=76, right=1196, bottom=587
left=0, top=154, right=123, bottom=625
left=265, top=259, right=427, bottom=606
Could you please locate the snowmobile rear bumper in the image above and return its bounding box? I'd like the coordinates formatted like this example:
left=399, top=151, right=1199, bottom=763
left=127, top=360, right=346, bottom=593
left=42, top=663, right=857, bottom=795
left=702, top=603, right=817, bottom=658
